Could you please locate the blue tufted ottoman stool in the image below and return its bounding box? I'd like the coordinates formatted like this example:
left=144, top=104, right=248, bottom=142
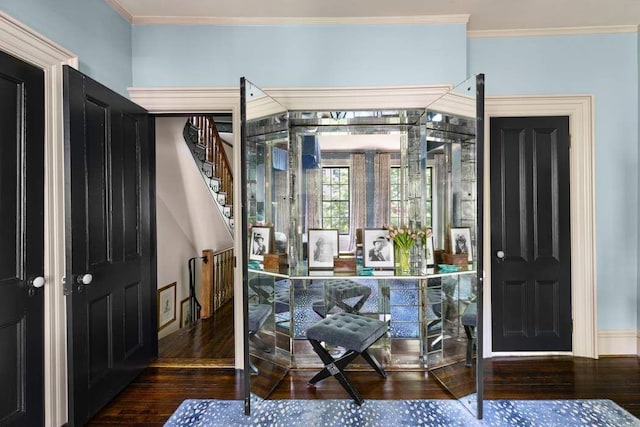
left=306, top=312, right=387, bottom=405
left=461, top=302, right=477, bottom=367
left=312, top=279, right=372, bottom=318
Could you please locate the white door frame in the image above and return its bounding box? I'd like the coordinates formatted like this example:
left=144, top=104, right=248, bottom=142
left=0, top=11, right=78, bottom=427
left=484, top=95, right=597, bottom=359
left=131, top=87, right=598, bottom=362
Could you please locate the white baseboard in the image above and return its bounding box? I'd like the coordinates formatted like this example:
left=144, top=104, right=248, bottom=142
left=598, top=330, right=638, bottom=356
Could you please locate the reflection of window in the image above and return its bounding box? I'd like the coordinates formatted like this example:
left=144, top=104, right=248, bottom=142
left=390, top=166, right=432, bottom=227
left=390, top=167, right=402, bottom=226
left=425, top=166, right=432, bottom=227
left=322, top=167, right=350, bottom=233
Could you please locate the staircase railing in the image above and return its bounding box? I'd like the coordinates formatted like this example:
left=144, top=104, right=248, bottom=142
left=186, top=256, right=204, bottom=325
left=200, top=247, right=234, bottom=318
left=191, top=116, right=233, bottom=208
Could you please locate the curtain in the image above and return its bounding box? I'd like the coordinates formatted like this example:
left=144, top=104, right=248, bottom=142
left=306, top=168, right=322, bottom=230
left=348, top=153, right=366, bottom=253
left=374, top=153, right=390, bottom=227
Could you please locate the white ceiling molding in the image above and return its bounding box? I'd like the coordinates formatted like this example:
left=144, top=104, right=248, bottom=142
left=426, top=91, right=475, bottom=118
left=469, top=24, right=639, bottom=38
left=131, top=14, right=470, bottom=26
left=128, top=87, right=238, bottom=113
left=0, top=11, right=77, bottom=68
left=104, top=0, right=133, bottom=23
left=264, top=85, right=451, bottom=110
left=128, top=84, right=453, bottom=113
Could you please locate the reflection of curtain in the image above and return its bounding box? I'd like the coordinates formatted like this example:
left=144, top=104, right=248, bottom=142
left=374, top=153, right=390, bottom=227
left=349, top=154, right=366, bottom=252
left=306, top=169, right=322, bottom=229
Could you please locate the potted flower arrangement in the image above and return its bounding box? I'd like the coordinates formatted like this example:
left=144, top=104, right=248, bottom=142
left=385, top=224, right=423, bottom=274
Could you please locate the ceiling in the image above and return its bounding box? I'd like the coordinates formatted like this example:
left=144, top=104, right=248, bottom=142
left=108, top=0, right=640, bottom=32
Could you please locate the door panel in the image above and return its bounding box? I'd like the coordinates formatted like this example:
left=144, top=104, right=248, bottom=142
left=64, top=65, right=156, bottom=426
left=490, top=116, right=571, bottom=352
left=0, top=50, right=45, bottom=426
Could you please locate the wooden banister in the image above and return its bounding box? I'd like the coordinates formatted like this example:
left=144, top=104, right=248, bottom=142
left=200, top=247, right=234, bottom=318
left=190, top=116, right=233, bottom=208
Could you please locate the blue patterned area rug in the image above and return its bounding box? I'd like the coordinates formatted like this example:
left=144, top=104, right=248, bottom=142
left=165, top=395, right=639, bottom=426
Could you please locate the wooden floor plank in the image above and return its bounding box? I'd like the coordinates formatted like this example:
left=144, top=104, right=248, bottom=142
left=90, top=300, right=640, bottom=425
left=88, top=357, right=640, bottom=425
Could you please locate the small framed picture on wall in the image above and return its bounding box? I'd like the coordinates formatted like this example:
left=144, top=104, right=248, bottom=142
left=158, top=282, right=177, bottom=331
left=249, top=226, right=272, bottom=261
left=450, top=227, right=473, bottom=262
left=308, top=229, right=339, bottom=269
left=363, top=229, right=394, bottom=269
left=425, top=235, right=435, bottom=266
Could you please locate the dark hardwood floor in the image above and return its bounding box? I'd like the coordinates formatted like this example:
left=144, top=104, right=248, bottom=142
left=88, top=357, right=640, bottom=426
left=88, top=299, right=640, bottom=425
left=155, top=299, right=235, bottom=367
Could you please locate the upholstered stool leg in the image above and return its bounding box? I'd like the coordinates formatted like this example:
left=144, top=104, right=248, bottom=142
left=461, top=302, right=477, bottom=368
left=464, top=325, right=475, bottom=367
left=307, top=340, right=360, bottom=384
left=360, top=350, right=387, bottom=378
left=305, top=312, right=388, bottom=405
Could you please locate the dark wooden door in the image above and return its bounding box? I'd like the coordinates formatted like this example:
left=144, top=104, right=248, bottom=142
left=490, top=116, right=571, bottom=352
left=63, top=66, right=156, bottom=426
left=0, top=50, right=45, bottom=427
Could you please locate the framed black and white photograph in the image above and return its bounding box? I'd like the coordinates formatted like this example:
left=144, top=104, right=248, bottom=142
left=158, top=282, right=177, bottom=331
left=425, top=235, right=435, bottom=266
left=450, top=227, right=472, bottom=262
left=249, top=226, right=272, bottom=261
left=308, top=228, right=339, bottom=269
left=180, top=297, right=192, bottom=328
left=363, top=229, right=394, bottom=269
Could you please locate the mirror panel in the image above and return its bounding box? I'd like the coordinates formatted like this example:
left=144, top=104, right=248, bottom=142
left=241, top=76, right=484, bottom=418
left=241, top=79, right=291, bottom=410
left=425, top=75, right=483, bottom=418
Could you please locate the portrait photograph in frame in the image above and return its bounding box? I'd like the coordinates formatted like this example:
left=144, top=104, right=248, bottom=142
left=450, top=227, right=473, bottom=262
left=363, top=229, right=394, bottom=269
left=180, top=297, right=192, bottom=328
left=249, top=226, right=272, bottom=261
left=158, top=282, right=177, bottom=331
left=425, top=235, right=435, bottom=266
left=308, top=228, right=339, bottom=270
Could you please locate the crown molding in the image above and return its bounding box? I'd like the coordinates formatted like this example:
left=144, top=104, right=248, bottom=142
left=468, top=24, right=639, bottom=38
left=103, top=0, right=133, bottom=23
left=128, top=87, right=238, bottom=113
left=131, top=14, right=470, bottom=26
left=128, top=84, right=452, bottom=113
left=0, top=11, right=77, bottom=68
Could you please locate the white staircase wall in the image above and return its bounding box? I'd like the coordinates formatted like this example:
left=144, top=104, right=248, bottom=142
left=156, top=116, right=233, bottom=338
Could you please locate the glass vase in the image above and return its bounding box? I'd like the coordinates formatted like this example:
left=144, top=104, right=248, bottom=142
left=395, top=245, right=411, bottom=275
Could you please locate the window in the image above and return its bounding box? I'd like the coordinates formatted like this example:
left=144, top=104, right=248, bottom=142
left=390, top=166, right=432, bottom=227
left=425, top=166, right=432, bottom=227
left=322, top=167, right=349, bottom=233
left=390, top=167, right=402, bottom=226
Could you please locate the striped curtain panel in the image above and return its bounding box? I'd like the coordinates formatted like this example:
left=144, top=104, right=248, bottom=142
left=374, top=153, right=390, bottom=227
left=348, top=153, right=367, bottom=252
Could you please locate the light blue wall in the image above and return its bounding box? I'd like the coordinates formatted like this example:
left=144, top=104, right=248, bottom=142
left=132, top=24, right=467, bottom=87
left=469, top=33, right=640, bottom=330
left=0, top=0, right=132, bottom=96
left=1, top=0, right=638, bottom=333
